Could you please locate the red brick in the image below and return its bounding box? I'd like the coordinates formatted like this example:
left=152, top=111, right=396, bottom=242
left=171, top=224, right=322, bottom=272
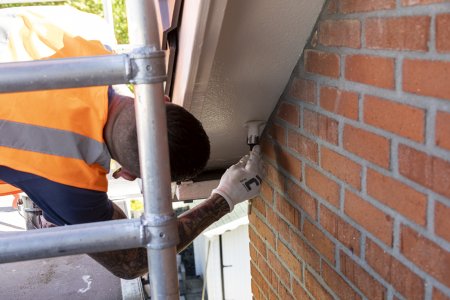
left=340, top=252, right=387, bottom=300
left=325, top=0, right=338, bottom=14
left=366, top=16, right=430, bottom=51
left=321, top=147, right=362, bottom=189
left=340, top=0, right=396, bottom=13
left=345, top=190, right=394, bottom=246
left=399, top=144, right=450, bottom=198
left=320, top=86, right=359, bottom=120
left=262, top=138, right=277, bottom=162
left=319, top=19, right=361, bottom=48
left=276, top=194, right=300, bottom=228
left=252, top=197, right=267, bottom=217
left=322, top=262, right=362, bottom=300
left=250, top=244, right=258, bottom=261
left=250, top=226, right=267, bottom=258
left=305, top=50, right=340, bottom=78
left=320, top=205, right=361, bottom=255
left=278, top=148, right=302, bottom=181
left=267, top=207, right=291, bottom=243
left=291, top=230, right=321, bottom=272
left=251, top=278, right=262, bottom=300
left=435, top=201, right=450, bottom=242
left=305, top=166, right=340, bottom=207
left=286, top=179, right=317, bottom=220
left=402, top=0, right=449, bottom=6
left=290, top=78, right=317, bottom=104
left=260, top=181, right=274, bottom=205
left=268, top=122, right=286, bottom=146
left=304, top=109, right=339, bottom=145
left=267, top=256, right=281, bottom=293
left=436, top=111, right=450, bottom=151
left=344, top=125, right=390, bottom=168
left=437, top=14, right=450, bottom=53
left=288, top=130, right=318, bottom=163
left=367, top=168, right=427, bottom=226
left=303, top=219, right=335, bottom=263
left=305, top=270, right=334, bottom=300
left=293, top=280, right=311, bottom=300
left=277, top=102, right=300, bottom=126
left=251, top=263, right=271, bottom=297
left=403, top=59, right=450, bottom=101
left=255, top=250, right=272, bottom=283
left=401, top=225, right=450, bottom=286
left=366, top=239, right=425, bottom=299
left=264, top=162, right=285, bottom=192
left=279, top=283, right=295, bottom=300
left=273, top=213, right=292, bottom=240
left=277, top=240, right=302, bottom=279
left=279, top=148, right=302, bottom=181
left=251, top=213, right=277, bottom=249
left=268, top=287, right=278, bottom=300
left=364, top=95, right=425, bottom=143
left=433, top=288, right=450, bottom=300
left=346, top=55, right=395, bottom=89
left=268, top=248, right=291, bottom=287
left=279, top=220, right=294, bottom=241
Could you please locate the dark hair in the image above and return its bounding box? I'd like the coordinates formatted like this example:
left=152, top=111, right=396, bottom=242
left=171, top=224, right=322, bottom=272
left=166, top=103, right=210, bottom=181
left=113, top=102, right=210, bottom=182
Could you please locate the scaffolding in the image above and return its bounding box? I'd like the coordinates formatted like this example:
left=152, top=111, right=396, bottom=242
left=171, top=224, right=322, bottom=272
left=0, top=0, right=180, bottom=299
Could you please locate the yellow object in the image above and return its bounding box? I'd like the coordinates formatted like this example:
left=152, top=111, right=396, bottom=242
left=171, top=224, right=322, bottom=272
left=130, top=199, right=144, bottom=212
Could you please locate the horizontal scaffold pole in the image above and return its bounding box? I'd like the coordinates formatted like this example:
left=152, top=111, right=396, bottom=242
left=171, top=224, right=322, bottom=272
left=0, top=49, right=165, bottom=93
left=0, top=218, right=146, bottom=263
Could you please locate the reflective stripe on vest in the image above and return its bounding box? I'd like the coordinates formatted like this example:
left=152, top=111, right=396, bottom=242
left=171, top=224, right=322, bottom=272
left=0, top=119, right=110, bottom=171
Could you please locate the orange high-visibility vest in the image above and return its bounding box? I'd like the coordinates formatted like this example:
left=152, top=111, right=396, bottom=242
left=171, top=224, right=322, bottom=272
left=0, top=180, right=21, bottom=196
left=0, top=8, right=112, bottom=192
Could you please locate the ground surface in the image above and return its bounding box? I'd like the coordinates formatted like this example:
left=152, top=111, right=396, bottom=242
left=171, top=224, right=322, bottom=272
left=0, top=195, right=122, bottom=300
left=0, top=255, right=122, bottom=300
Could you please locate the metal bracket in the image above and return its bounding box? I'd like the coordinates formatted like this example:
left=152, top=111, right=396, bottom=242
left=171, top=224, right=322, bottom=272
left=141, top=213, right=179, bottom=250
left=128, top=47, right=166, bottom=85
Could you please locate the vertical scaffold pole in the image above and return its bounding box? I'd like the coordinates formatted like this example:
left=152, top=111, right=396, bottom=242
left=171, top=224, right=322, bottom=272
left=126, top=0, right=180, bottom=299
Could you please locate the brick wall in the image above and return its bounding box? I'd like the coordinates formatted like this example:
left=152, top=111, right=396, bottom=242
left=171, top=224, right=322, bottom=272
left=249, top=1, right=450, bottom=299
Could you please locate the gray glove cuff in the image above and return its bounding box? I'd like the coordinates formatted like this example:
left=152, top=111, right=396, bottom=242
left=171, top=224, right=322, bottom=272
left=211, top=188, right=234, bottom=212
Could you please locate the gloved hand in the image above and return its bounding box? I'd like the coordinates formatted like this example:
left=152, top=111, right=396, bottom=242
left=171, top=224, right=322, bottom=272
left=212, top=145, right=264, bottom=211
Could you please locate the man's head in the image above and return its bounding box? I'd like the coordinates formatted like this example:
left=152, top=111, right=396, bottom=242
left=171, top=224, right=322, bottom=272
left=105, top=96, right=210, bottom=182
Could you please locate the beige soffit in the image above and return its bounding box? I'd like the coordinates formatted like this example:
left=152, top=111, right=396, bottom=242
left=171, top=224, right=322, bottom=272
left=172, top=0, right=325, bottom=171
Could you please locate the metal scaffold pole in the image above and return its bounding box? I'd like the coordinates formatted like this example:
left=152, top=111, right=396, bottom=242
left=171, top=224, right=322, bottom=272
left=126, top=0, right=180, bottom=299
left=0, top=1, right=179, bottom=298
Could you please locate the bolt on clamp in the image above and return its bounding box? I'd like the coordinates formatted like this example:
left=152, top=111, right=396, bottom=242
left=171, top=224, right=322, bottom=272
left=141, top=212, right=179, bottom=250
left=128, top=47, right=166, bottom=85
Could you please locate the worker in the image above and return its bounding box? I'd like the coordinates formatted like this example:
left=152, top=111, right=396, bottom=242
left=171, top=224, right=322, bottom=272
left=0, top=7, right=263, bottom=278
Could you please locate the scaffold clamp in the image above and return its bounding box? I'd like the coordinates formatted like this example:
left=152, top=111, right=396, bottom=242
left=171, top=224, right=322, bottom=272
left=141, top=212, right=179, bottom=250
left=128, top=47, right=166, bottom=85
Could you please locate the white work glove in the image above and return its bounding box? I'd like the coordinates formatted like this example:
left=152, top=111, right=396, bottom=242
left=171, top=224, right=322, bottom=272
left=212, top=145, right=263, bottom=211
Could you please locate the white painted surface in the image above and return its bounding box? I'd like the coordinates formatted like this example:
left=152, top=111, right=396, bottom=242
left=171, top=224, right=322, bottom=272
left=193, top=234, right=207, bottom=277
left=205, top=235, right=223, bottom=300
left=203, top=216, right=248, bottom=238
left=197, top=224, right=251, bottom=299
left=175, top=179, right=220, bottom=201
left=222, top=225, right=251, bottom=300
left=173, top=0, right=325, bottom=170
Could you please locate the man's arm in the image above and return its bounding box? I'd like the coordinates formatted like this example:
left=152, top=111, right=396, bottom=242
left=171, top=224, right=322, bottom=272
left=87, top=203, right=147, bottom=279
left=177, top=193, right=230, bottom=252
left=89, top=146, right=262, bottom=279
left=88, top=194, right=230, bottom=279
